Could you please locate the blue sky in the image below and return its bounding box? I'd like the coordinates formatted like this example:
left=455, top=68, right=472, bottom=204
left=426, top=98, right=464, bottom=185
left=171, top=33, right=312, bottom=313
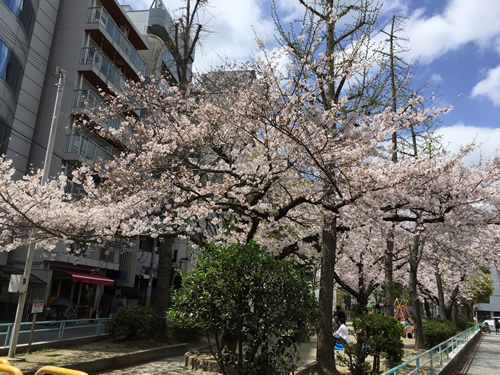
left=128, top=0, right=500, bottom=163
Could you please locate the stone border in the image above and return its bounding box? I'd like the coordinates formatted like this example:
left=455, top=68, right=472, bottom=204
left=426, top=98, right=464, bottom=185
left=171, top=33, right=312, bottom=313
left=0, top=335, right=109, bottom=356
left=21, top=343, right=189, bottom=375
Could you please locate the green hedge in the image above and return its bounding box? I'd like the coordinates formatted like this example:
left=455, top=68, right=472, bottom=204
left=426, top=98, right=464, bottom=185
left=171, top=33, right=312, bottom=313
left=107, top=306, right=162, bottom=341
left=422, top=319, right=457, bottom=348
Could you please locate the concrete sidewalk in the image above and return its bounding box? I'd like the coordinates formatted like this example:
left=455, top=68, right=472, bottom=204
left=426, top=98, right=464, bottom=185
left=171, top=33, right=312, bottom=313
left=461, top=333, right=500, bottom=375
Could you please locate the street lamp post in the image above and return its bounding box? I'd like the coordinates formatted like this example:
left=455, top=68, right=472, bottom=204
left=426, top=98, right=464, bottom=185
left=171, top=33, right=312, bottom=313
left=8, top=67, right=65, bottom=358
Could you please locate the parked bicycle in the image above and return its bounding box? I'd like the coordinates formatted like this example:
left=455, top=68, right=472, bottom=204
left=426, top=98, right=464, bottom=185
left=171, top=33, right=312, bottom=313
left=482, top=322, right=491, bottom=334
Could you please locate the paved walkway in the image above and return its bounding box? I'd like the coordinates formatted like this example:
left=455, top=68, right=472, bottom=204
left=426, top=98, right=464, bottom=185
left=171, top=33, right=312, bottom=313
left=461, top=333, right=500, bottom=375
left=98, top=339, right=317, bottom=374
left=98, top=355, right=217, bottom=374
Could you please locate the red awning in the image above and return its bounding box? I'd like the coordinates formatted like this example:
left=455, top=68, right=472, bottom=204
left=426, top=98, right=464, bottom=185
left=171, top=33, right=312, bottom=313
left=57, top=267, right=114, bottom=286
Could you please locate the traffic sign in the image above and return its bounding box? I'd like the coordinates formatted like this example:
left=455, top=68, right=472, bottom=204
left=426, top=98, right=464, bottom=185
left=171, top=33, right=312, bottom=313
left=30, top=300, right=44, bottom=314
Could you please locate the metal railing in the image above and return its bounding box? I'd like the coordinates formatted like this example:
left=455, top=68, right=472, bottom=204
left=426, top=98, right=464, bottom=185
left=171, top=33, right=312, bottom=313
left=72, top=89, right=102, bottom=109
left=72, top=90, right=124, bottom=133
left=0, top=318, right=110, bottom=348
left=381, top=324, right=480, bottom=375
left=80, top=47, right=126, bottom=91
left=64, top=133, right=115, bottom=161
left=87, top=7, right=146, bottom=75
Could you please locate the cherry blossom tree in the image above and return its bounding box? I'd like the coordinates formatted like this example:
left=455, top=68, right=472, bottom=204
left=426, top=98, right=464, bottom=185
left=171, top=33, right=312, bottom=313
left=0, top=3, right=498, bottom=367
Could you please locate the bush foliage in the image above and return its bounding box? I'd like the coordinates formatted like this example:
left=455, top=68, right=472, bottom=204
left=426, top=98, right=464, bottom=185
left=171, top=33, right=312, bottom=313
left=422, top=319, right=457, bottom=348
left=338, top=314, right=404, bottom=375
left=107, top=306, right=162, bottom=341
left=168, top=241, right=318, bottom=374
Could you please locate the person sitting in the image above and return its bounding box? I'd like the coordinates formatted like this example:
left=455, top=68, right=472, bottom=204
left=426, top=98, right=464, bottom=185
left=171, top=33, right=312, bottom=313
left=332, top=316, right=340, bottom=331
left=333, top=318, right=349, bottom=345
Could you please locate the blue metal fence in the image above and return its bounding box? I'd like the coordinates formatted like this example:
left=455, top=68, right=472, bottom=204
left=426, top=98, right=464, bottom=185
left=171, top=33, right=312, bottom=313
left=381, top=324, right=480, bottom=375
left=0, top=318, right=110, bottom=348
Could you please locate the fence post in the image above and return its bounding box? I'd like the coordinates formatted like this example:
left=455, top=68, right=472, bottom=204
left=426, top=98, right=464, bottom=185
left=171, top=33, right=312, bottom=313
left=58, top=322, right=66, bottom=341
left=4, top=324, right=12, bottom=347
left=430, top=349, right=434, bottom=373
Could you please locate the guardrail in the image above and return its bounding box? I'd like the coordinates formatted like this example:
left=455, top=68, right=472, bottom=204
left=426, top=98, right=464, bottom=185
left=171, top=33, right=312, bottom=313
left=35, top=366, right=88, bottom=375
left=0, top=318, right=110, bottom=348
left=0, top=363, right=24, bottom=374
left=381, top=324, right=480, bottom=375
left=0, top=358, right=88, bottom=375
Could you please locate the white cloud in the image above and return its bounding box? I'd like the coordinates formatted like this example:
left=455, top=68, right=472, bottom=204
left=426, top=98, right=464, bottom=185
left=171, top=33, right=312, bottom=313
left=471, top=66, right=500, bottom=106
left=436, top=123, right=500, bottom=164
left=430, top=73, right=443, bottom=84
left=127, top=0, right=275, bottom=72
left=401, top=0, right=500, bottom=64
left=192, top=0, right=275, bottom=72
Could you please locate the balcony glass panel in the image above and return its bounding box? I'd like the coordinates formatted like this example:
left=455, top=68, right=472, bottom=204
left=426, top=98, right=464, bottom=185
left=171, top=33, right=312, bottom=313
left=73, top=89, right=102, bottom=108
left=80, top=47, right=126, bottom=91
left=64, top=134, right=114, bottom=161
left=87, top=7, right=146, bottom=75
left=72, top=90, right=127, bottom=134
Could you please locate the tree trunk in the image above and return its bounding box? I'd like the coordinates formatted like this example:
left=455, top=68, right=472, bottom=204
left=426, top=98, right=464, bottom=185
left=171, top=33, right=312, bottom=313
left=435, top=271, right=448, bottom=320
left=409, top=234, right=425, bottom=349
left=383, top=228, right=395, bottom=316
left=385, top=15, right=398, bottom=318
left=452, top=301, right=459, bottom=327
left=316, top=214, right=340, bottom=375
left=155, top=236, right=174, bottom=334
left=424, top=299, right=431, bottom=320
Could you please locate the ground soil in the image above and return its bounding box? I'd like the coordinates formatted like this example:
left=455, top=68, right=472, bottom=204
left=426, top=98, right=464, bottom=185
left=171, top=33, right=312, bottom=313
left=8, top=337, right=188, bottom=373
left=5, top=335, right=423, bottom=374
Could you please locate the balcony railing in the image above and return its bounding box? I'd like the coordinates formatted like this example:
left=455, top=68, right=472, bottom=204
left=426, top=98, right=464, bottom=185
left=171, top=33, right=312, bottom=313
left=87, top=7, right=146, bottom=76
left=64, top=133, right=115, bottom=161
left=80, top=47, right=127, bottom=91
left=73, top=89, right=101, bottom=108
left=72, top=90, right=124, bottom=133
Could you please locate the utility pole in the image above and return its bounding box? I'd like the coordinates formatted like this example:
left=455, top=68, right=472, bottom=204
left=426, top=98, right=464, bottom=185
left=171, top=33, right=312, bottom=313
left=8, top=67, right=66, bottom=358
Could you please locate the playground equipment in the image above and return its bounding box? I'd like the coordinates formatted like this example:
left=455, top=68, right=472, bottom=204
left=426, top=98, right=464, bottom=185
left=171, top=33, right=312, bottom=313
left=0, top=359, right=88, bottom=375
left=394, top=299, right=415, bottom=338
left=394, top=299, right=414, bottom=324
left=0, top=360, right=23, bottom=375
left=35, top=366, right=87, bottom=375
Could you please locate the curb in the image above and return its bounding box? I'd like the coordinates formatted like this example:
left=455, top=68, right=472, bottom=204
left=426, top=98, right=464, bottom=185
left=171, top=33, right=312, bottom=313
left=0, top=336, right=109, bottom=356
left=22, top=342, right=190, bottom=375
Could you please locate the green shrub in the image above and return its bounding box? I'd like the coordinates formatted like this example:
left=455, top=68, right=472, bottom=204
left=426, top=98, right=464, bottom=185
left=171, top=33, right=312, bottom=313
left=456, top=314, right=473, bottom=331
left=107, top=306, right=162, bottom=341
left=338, top=314, right=404, bottom=375
left=170, top=325, right=201, bottom=342
left=168, top=241, right=318, bottom=375
left=423, top=319, right=457, bottom=348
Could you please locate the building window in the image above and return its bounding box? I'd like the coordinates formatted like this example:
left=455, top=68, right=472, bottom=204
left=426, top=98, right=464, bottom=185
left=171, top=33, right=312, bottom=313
left=2, top=0, right=35, bottom=35
left=0, top=118, right=11, bottom=155
left=0, top=39, right=23, bottom=93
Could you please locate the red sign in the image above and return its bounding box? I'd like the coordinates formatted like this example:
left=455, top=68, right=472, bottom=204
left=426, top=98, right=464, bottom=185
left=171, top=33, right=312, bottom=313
left=474, top=307, right=479, bottom=313
left=31, top=300, right=44, bottom=314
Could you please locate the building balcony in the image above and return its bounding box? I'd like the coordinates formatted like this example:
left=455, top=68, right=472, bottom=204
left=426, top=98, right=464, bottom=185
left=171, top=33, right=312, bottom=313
left=87, top=7, right=146, bottom=77
left=64, top=133, right=115, bottom=163
left=80, top=47, right=127, bottom=92
left=72, top=89, right=123, bottom=133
